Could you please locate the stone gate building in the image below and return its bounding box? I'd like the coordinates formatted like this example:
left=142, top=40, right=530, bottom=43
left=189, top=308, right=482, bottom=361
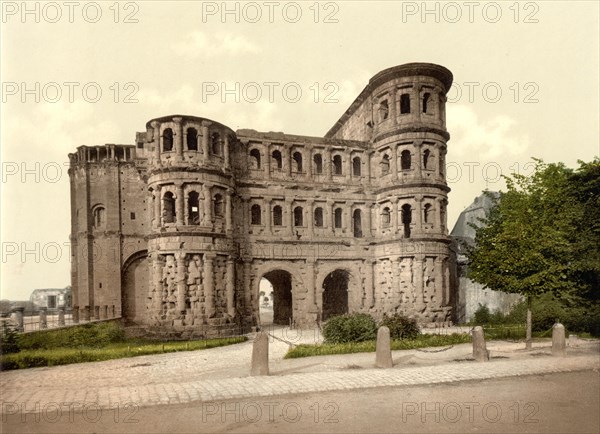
left=68, top=63, right=457, bottom=337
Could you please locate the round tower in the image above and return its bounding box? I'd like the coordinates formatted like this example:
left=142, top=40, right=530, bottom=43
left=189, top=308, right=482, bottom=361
left=144, top=115, right=246, bottom=337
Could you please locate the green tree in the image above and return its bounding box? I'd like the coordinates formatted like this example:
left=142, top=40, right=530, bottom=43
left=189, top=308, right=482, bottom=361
left=466, top=159, right=581, bottom=348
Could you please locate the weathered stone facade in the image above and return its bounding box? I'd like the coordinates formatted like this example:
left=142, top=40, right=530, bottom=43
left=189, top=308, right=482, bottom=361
left=68, top=63, right=457, bottom=338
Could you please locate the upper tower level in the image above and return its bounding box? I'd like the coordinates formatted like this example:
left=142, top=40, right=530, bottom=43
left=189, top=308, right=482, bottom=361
left=325, top=63, right=453, bottom=143
left=143, top=115, right=236, bottom=172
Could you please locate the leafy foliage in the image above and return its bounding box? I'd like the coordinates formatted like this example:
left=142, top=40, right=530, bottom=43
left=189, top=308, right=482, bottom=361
left=380, top=313, right=420, bottom=339
left=322, top=313, right=378, bottom=343
left=0, top=321, right=20, bottom=354
left=18, top=321, right=125, bottom=350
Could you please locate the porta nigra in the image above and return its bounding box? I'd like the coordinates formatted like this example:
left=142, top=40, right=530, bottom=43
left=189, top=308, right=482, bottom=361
left=68, top=63, right=457, bottom=338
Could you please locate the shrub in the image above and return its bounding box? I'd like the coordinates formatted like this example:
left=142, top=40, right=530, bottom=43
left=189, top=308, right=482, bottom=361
left=0, top=321, right=20, bottom=354
left=322, top=313, right=378, bottom=344
left=18, top=321, right=125, bottom=350
left=380, top=313, right=420, bottom=339
left=472, top=304, right=492, bottom=325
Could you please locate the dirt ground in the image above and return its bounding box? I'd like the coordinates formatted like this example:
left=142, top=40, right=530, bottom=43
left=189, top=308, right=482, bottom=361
left=3, top=370, right=598, bottom=433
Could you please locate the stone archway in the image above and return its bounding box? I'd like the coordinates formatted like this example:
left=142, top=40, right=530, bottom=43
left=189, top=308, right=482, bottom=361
left=121, top=251, right=148, bottom=324
left=262, top=270, right=293, bottom=325
left=322, top=269, right=349, bottom=321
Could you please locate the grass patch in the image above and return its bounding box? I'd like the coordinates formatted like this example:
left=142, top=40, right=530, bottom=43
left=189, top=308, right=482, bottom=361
left=0, top=336, right=247, bottom=370
left=285, top=333, right=471, bottom=359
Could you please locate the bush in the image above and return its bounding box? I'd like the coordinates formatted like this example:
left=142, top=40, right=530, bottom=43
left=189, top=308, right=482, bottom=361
left=322, top=313, right=378, bottom=344
left=18, top=321, right=125, bottom=350
left=473, top=304, right=492, bottom=325
left=380, top=313, right=420, bottom=339
left=0, top=321, right=20, bottom=354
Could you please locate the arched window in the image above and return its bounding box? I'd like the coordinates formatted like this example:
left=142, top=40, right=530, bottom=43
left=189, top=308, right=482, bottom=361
left=353, top=209, right=362, bottom=238
left=294, top=207, right=303, bottom=227
left=401, top=150, right=411, bottom=170
left=334, top=207, right=343, bottom=228
left=293, top=151, right=303, bottom=173
left=272, top=150, right=283, bottom=169
left=378, top=99, right=389, bottom=122
left=381, top=207, right=391, bottom=226
left=273, top=205, right=283, bottom=226
left=400, top=94, right=411, bottom=114
left=352, top=156, right=361, bottom=176
left=213, top=194, right=223, bottom=217
left=401, top=204, right=412, bottom=238
left=439, top=153, right=445, bottom=175
left=251, top=204, right=261, bottom=225
left=333, top=155, right=343, bottom=175
left=381, top=154, right=390, bottom=175
left=314, top=207, right=324, bottom=227
left=211, top=133, right=221, bottom=155
left=188, top=191, right=200, bottom=225
left=423, top=203, right=433, bottom=224
left=313, top=154, right=323, bottom=174
left=186, top=128, right=198, bottom=151
left=423, top=149, right=431, bottom=170
left=162, top=192, right=176, bottom=224
left=93, top=206, right=105, bottom=228
left=422, top=93, right=431, bottom=113
left=163, top=128, right=173, bottom=152
left=250, top=149, right=261, bottom=170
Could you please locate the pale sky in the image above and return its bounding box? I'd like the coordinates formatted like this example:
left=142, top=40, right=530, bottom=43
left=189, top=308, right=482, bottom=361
left=1, top=1, right=599, bottom=300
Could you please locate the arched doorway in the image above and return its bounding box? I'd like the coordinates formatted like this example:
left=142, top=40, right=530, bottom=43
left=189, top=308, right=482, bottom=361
left=121, top=252, right=149, bottom=324
left=261, top=270, right=293, bottom=325
left=322, top=269, right=349, bottom=321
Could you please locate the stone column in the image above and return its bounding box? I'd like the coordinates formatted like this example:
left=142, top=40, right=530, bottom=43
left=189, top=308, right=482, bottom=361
left=202, top=183, right=213, bottom=225
left=364, top=202, right=373, bottom=237
left=287, top=200, right=294, bottom=236
left=265, top=199, right=272, bottom=235
left=225, top=189, right=233, bottom=233
left=434, top=257, right=444, bottom=307
left=413, top=257, right=425, bottom=310
left=176, top=184, right=184, bottom=226
left=226, top=257, right=236, bottom=317
left=344, top=202, right=351, bottom=234
left=414, top=195, right=423, bottom=235
left=58, top=307, right=65, bottom=326
left=204, top=254, right=215, bottom=318
left=390, top=87, right=398, bottom=125
left=223, top=134, right=231, bottom=169
left=325, top=149, right=332, bottom=181
left=391, top=199, right=399, bottom=234
left=366, top=151, right=372, bottom=186
left=40, top=309, right=48, bottom=330
left=244, top=260, right=253, bottom=315
left=72, top=305, right=79, bottom=324
left=11, top=307, right=24, bottom=332
left=153, top=187, right=161, bottom=229
left=434, top=198, right=441, bottom=232
left=152, top=121, right=161, bottom=164
left=201, top=121, right=211, bottom=162
left=305, top=259, right=316, bottom=313
left=364, top=260, right=374, bottom=309
left=264, top=142, right=271, bottom=179
left=283, top=147, right=291, bottom=177
left=307, top=200, right=314, bottom=236
left=173, top=116, right=183, bottom=161
left=176, top=252, right=187, bottom=313
left=306, top=145, right=313, bottom=178
left=415, top=86, right=422, bottom=123
left=345, top=150, right=352, bottom=182
left=152, top=254, right=164, bottom=314
left=415, top=141, right=423, bottom=178
left=391, top=144, right=398, bottom=181
left=444, top=259, right=451, bottom=306
left=328, top=200, right=335, bottom=233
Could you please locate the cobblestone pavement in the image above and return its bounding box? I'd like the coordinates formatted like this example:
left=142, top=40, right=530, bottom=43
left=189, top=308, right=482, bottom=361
left=1, top=326, right=598, bottom=413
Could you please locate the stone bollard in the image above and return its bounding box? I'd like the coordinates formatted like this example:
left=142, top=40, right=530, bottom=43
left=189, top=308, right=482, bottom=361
left=72, top=306, right=79, bottom=323
left=250, top=331, right=269, bottom=376
left=472, top=326, right=490, bottom=362
left=39, top=307, right=48, bottom=329
left=58, top=308, right=65, bottom=326
left=11, top=307, right=25, bottom=332
left=552, top=323, right=566, bottom=357
left=568, top=334, right=578, bottom=348
left=375, top=326, right=393, bottom=368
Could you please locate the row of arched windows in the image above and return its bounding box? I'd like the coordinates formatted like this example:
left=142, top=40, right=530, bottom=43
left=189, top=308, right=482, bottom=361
left=161, top=191, right=224, bottom=225
left=377, top=92, right=436, bottom=123
left=161, top=127, right=223, bottom=155
left=250, top=147, right=440, bottom=177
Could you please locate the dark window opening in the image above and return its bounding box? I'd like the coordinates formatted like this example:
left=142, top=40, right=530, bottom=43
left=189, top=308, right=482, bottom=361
left=273, top=206, right=283, bottom=226
left=187, top=128, right=198, bottom=151
left=353, top=209, right=362, bottom=238
left=423, top=93, right=431, bottom=113
left=334, top=208, right=343, bottom=228
left=424, top=203, right=432, bottom=224
left=294, top=206, right=303, bottom=227
left=93, top=206, right=105, bottom=228
left=314, top=207, right=324, bottom=227
left=162, top=192, right=176, bottom=224
left=333, top=155, right=343, bottom=175
left=251, top=204, right=261, bottom=225
left=381, top=154, right=390, bottom=175
left=313, top=154, right=323, bottom=174
left=401, top=150, right=412, bottom=170
left=163, top=128, right=173, bottom=152
left=382, top=207, right=391, bottom=226
left=378, top=99, right=389, bottom=122
left=130, top=212, right=136, bottom=220
left=272, top=150, right=283, bottom=169
left=250, top=149, right=261, bottom=170
left=213, top=193, right=223, bottom=217
left=401, top=204, right=412, bottom=238
left=188, top=191, right=200, bottom=225
left=400, top=94, right=411, bottom=114
left=211, top=133, right=221, bottom=155
left=352, top=157, right=361, bottom=176
left=423, top=149, right=431, bottom=169
left=293, top=152, right=303, bottom=172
